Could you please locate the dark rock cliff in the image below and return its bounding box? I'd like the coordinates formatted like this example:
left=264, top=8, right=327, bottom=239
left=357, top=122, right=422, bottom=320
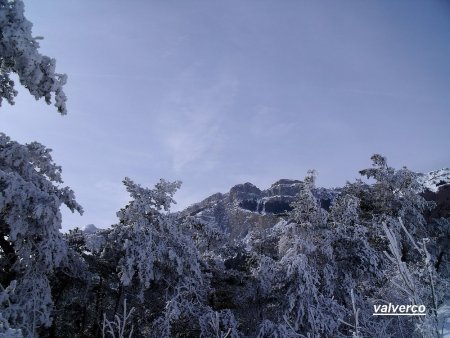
left=180, top=179, right=337, bottom=239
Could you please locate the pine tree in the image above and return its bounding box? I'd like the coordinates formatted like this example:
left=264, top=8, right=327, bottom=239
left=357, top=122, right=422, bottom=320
left=0, top=134, right=82, bottom=336
left=0, top=0, right=67, bottom=114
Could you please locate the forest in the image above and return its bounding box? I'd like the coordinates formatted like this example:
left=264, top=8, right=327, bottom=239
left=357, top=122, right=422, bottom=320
left=1, top=1, right=449, bottom=337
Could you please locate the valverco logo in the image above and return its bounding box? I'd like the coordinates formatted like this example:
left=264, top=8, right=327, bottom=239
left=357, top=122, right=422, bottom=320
left=373, top=303, right=426, bottom=316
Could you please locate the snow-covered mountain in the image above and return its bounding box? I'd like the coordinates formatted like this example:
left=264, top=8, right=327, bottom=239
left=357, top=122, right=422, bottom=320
left=418, top=168, right=450, bottom=192
left=179, top=169, right=450, bottom=238
left=179, top=179, right=338, bottom=239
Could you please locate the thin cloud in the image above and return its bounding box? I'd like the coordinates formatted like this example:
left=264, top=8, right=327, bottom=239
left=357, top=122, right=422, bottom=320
left=157, top=67, right=238, bottom=173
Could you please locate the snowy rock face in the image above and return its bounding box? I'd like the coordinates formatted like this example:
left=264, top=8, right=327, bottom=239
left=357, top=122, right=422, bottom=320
left=265, top=179, right=302, bottom=197
left=418, top=168, right=450, bottom=193
left=181, top=179, right=337, bottom=239
left=229, top=182, right=262, bottom=202
left=418, top=168, right=450, bottom=220
left=420, top=169, right=450, bottom=221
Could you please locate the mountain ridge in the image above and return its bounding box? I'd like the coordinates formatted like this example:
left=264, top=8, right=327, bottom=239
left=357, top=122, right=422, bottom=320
left=177, top=168, right=450, bottom=239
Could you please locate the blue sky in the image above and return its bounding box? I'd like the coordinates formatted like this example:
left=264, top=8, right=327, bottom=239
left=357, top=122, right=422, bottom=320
left=2, top=0, right=450, bottom=230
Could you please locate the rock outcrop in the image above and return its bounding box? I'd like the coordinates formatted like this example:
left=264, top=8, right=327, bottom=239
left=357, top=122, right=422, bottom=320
left=180, top=179, right=337, bottom=239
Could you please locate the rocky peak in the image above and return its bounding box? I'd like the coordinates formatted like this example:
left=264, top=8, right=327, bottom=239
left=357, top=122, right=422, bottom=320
left=179, top=178, right=333, bottom=239
left=82, top=224, right=99, bottom=234
left=229, top=182, right=262, bottom=203
left=265, top=179, right=303, bottom=197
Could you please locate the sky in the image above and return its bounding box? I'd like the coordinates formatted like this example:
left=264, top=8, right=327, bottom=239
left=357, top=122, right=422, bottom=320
left=2, top=0, right=450, bottom=231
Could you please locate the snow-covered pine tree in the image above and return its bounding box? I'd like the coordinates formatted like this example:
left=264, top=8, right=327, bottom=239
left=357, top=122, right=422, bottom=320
left=329, top=155, right=444, bottom=337
left=358, top=154, right=433, bottom=238
left=112, top=178, right=202, bottom=290
left=0, top=0, right=67, bottom=114
left=183, top=215, right=226, bottom=254
left=0, top=134, right=83, bottom=337
left=105, top=178, right=209, bottom=336
left=275, top=171, right=345, bottom=336
left=290, top=170, right=328, bottom=227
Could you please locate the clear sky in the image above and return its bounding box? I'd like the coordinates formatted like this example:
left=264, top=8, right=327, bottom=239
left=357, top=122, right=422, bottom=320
left=2, top=0, right=450, bottom=231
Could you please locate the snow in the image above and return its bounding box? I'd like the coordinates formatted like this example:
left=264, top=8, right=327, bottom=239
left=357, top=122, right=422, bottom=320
left=0, top=0, right=68, bottom=114
left=418, top=168, right=450, bottom=193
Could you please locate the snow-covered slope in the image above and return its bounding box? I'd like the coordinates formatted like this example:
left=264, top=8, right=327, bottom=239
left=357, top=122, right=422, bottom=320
left=418, top=168, right=450, bottom=192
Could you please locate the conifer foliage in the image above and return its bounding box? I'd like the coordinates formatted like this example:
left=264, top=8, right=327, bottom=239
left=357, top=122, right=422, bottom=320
left=0, top=134, right=82, bottom=337
left=0, top=0, right=67, bottom=114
